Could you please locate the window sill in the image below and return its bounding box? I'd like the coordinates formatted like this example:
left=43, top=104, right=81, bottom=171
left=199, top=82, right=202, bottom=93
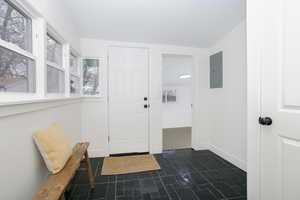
left=0, top=96, right=82, bottom=107
left=81, top=96, right=106, bottom=102
left=82, top=95, right=104, bottom=99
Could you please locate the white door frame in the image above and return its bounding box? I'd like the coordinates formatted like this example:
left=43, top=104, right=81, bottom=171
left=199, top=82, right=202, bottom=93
left=160, top=52, right=197, bottom=151
left=247, top=0, right=263, bottom=199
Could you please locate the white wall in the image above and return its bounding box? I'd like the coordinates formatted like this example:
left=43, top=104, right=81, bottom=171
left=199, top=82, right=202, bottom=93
left=206, top=21, right=247, bottom=170
left=0, top=1, right=82, bottom=199
left=0, top=99, right=82, bottom=200
left=80, top=38, right=208, bottom=156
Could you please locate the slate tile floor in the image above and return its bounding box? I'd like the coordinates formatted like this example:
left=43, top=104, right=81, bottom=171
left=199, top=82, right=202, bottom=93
left=68, top=149, right=246, bottom=200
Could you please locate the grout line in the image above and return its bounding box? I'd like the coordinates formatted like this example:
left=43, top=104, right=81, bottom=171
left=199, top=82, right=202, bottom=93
left=115, top=174, right=118, bottom=200
left=196, top=170, right=227, bottom=199
left=158, top=174, right=174, bottom=200
left=93, top=160, right=101, bottom=177
left=171, top=184, right=182, bottom=200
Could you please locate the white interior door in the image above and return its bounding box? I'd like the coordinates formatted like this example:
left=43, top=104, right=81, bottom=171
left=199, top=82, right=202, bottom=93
left=260, top=0, right=300, bottom=199
left=108, top=47, right=149, bottom=155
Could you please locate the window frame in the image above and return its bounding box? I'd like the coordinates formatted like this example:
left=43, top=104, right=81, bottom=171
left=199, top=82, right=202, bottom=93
left=82, top=57, right=103, bottom=98
left=0, top=0, right=39, bottom=102
left=45, top=26, right=66, bottom=97
left=69, top=49, right=81, bottom=96
left=0, top=0, right=83, bottom=104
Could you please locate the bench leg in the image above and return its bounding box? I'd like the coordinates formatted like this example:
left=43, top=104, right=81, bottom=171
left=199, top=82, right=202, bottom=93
left=59, top=193, right=65, bottom=200
left=84, top=150, right=95, bottom=189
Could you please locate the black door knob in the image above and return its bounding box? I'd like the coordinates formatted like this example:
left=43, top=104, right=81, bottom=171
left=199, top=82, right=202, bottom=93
left=144, top=104, right=148, bottom=108
left=259, top=117, right=273, bottom=126
left=144, top=97, right=148, bottom=101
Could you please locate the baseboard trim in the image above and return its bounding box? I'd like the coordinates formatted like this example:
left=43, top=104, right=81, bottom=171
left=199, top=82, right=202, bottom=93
left=192, top=143, right=210, bottom=151
left=88, top=149, right=108, bottom=158
left=209, top=144, right=247, bottom=171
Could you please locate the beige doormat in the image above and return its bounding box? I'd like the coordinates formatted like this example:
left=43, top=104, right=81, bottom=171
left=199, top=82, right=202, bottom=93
left=101, top=154, right=161, bottom=175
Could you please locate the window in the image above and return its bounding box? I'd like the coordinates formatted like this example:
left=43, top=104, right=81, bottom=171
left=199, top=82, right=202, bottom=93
left=0, top=0, right=32, bottom=51
left=69, top=53, right=80, bottom=94
left=0, top=0, right=83, bottom=101
left=47, top=66, right=64, bottom=93
left=0, top=0, right=35, bottom=93
left=83, top=59, right=99, bottom=96
left=47, top=34, right=62, bottom=66
left=70, top=53, right=78, bottom=75
left=46, top=33, right=64, bottom=93
left=70, top=75, right=80, bottom=94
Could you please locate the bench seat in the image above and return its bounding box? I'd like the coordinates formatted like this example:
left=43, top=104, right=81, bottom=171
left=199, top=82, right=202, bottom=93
left=33, top=142, right=94, bottom=200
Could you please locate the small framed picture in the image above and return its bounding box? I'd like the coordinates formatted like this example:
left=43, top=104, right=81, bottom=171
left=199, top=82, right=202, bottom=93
left=162, top=89, right=177, bottom=103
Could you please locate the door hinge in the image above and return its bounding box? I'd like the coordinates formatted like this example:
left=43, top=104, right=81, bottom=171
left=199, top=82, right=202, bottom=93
left=108, top=136, right=110, bottom=143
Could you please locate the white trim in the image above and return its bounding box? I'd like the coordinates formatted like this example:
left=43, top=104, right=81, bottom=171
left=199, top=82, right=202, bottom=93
left=70, top=72, right=80, bottom=78
left=87, top=148, right=108, bottom=158
left=0, top=97, right=81, bottom=118
left=10, top=0, right=41, bottom=19
left=247, top=0, right=263, bottom=199
left=209, top=144, right=247, bottom=171
left=46, top=61, right=64, bottom=71
left=46, top=24, right=66, bottom=45
left=32, top=17, right=46, bottom=98
left=0, top=93, right=40, bottom=103
left=0, top=39, right=36, bottom=60
left=63, top=44, right=70, bottom=97
left=0, top=96, right=81, bottom=106
left=81, top=96, right=105, bottom=101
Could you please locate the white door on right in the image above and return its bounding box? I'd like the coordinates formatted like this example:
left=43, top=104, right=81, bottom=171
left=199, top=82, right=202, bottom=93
left=261, top=0, right=300, bottom=200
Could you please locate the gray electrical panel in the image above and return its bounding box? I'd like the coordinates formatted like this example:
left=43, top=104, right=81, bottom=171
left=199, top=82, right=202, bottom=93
left=210, top=51, right=223, bottom=88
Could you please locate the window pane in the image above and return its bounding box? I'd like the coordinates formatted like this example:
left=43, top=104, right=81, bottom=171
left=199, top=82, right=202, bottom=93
left=0, top=0, right=32, bottom=51
left=47, top=34, right=62, bottom=66
left=0, top=46, right=35, bottom=92
left=83, top=59, right=99, bottom=96
left=47, top=66, right=64, bottom=93
left=70, top=75, right=80, bottom=94
left=70, top=53, right=78, bottom=75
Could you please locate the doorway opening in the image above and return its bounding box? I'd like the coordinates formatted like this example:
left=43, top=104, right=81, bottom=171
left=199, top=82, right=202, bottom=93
left=162, top=54, right=193, bottom=150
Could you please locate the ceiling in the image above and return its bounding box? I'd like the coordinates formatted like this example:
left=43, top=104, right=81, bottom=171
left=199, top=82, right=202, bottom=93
left=63, top=0, right=245, bottom=48
left=162, top=54, right=193, bottom=86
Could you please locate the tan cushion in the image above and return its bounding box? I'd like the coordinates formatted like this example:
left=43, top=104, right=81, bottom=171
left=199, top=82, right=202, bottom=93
left=33, top=123, right=72, bottom=174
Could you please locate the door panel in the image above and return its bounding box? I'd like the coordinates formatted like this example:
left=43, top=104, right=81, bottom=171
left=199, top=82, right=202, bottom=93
left=261, top=0, right=300, bottom=199
left=108, top=47, right=149, bottom=154
left=281, top=138, right=300, bottom=200
left=281, top=0, right=300, bottom=107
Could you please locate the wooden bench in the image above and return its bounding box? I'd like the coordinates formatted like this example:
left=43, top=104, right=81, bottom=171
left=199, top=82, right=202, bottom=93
left=33, top=142, right=95, bottom=200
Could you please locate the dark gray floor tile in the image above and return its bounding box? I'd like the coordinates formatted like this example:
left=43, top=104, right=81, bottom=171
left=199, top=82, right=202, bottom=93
left=94, top=175, right=116, bottom=184
left=71, top=184, right=91, bottom=200
left=88, top=183, right=115, bottom=200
